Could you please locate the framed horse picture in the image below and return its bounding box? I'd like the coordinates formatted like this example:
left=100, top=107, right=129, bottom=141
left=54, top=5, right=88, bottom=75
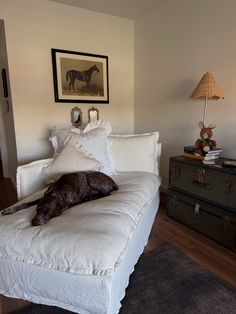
left=51, top=48, right=109, bottom=103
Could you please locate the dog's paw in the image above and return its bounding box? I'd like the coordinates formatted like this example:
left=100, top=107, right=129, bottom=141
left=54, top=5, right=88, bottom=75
left=1, top=207, right=16, bottom=215
left=1, top=203, right=27, bottom=215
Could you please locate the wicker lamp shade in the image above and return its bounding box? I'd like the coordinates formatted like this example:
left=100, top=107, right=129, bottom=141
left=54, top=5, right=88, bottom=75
left=190, top=72, right=224, bottom=100
left=190, top=72, right=224, bottom=125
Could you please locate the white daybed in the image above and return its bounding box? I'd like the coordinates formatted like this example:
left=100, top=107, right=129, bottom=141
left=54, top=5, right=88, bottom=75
left=0, top=125, right=161, bottom=314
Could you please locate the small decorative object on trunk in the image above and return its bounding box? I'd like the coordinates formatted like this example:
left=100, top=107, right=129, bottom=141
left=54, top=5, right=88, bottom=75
left=195, top=121, right=216, bottom=155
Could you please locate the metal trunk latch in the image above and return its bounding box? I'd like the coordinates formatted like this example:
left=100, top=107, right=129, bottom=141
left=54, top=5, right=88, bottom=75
left=193, top=168, right=211, bottom=189
left=194, top=203, right=200, bottom=215
left=225, top=177, right=234, bottom=194
left=174, top=165, right=181, bottom=178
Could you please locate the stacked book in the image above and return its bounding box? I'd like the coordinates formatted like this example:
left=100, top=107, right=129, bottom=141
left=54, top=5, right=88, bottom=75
left=183, top=146, right=223, bottom=161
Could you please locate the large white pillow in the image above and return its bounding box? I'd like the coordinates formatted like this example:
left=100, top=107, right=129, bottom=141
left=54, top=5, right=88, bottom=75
left=49, top=120, right=112, bottom=155
left=109, top=132, right=160, bottom=174
left=42, top=137, right=101, bottom=183
left=49, top=126, right=81, bottom=154
left=69, top=127, right=115, bottom=175
left=83, top=119, right=112, bottom=136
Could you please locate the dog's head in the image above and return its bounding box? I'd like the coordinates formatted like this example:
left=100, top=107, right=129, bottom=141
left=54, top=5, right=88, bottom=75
left=31, top=196, right=65, bottom=226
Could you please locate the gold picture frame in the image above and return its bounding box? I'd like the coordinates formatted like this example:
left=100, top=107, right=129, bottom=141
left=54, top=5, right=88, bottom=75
left=71, top=107, right=82, bottom=128
left=88, top=106, right=99, bottom=122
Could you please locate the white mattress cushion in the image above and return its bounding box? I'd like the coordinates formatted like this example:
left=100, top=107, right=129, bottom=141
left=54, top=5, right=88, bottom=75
left=0, top=172, right=161, bottom=276
left=109, top=132, right=160, bottom=174
left=42, top=137, right=101, bottom=183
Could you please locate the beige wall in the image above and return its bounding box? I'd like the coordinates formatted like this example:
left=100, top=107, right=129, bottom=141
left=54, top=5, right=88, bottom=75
left=0, top=0, right=134, bottom=165
left=134, top=0, right=236, bottom=187
left=2, top=0, right=236, bottom=186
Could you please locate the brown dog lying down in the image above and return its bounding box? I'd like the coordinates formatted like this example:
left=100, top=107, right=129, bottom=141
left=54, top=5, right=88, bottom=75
left=1, top=171, right=118, bottom=226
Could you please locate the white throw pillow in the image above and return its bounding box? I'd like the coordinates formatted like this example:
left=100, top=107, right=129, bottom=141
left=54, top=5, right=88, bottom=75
left=49, top=126, right=81, bottom=154
left=109, top=132, right=160, bottom=174
left=42, top=137, right=101, bottom=183
left=83, top=119, right=112, bottom=136
left=69, top=127, right=115, bottom=175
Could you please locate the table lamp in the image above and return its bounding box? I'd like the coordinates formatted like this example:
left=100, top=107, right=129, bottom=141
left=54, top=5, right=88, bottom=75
left=190, top=71, right=224, bottom=125
left=190, top=72, right=224, bottom=154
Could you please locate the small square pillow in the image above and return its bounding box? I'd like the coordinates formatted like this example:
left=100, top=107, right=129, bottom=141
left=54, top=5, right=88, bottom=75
left=109, top=132, right=160, bottom=174
left=68, top=127, right=115, bottom=175
left=42, top=137, right=101, bottom=183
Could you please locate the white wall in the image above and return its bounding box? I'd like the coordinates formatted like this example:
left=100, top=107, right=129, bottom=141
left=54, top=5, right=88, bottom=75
left=0, top=0, right=134, bottom=165
left=134, top=0, right=236, bottom=187
left=3, top=0, right=235, bottom=187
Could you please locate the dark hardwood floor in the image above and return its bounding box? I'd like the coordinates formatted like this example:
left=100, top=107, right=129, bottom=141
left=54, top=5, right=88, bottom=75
left=0, top=178, right=236, bottom=313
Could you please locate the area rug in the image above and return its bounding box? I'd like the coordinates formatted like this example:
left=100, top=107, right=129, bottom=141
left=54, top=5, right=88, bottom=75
left=11, top=245, right=236, bottom=314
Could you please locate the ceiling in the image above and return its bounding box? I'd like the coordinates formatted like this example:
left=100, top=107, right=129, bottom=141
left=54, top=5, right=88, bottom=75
left=50, top=0, right=156, bottom=19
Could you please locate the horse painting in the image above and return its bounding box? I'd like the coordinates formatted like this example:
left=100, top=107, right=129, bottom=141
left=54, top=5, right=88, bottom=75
left=66, top=64, right=99, bottom=93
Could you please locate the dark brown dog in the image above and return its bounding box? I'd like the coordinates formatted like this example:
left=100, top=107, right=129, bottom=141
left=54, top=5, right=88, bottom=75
left=1, top=171, right=118, bottom=226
